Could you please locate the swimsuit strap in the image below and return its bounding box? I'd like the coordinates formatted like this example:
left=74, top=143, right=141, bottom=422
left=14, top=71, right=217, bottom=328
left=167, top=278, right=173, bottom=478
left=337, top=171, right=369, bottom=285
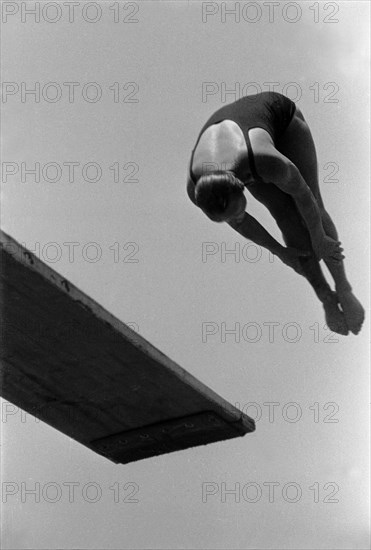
left=245, top=131, right=265, bottom=185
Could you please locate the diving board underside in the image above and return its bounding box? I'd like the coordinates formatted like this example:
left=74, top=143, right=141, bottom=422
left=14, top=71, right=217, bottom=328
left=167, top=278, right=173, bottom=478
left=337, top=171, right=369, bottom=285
left=0, top=231, right=255, bottom=464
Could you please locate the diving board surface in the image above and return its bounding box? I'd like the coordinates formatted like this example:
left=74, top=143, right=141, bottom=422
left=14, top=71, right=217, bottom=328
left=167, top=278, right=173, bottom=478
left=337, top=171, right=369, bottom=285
left=0, top=230, right=255, bottom=464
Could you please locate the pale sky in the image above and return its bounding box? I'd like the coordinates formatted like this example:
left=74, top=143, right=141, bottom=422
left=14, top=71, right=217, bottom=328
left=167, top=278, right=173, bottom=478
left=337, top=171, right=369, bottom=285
left=1, top=2, right=370, bottom=549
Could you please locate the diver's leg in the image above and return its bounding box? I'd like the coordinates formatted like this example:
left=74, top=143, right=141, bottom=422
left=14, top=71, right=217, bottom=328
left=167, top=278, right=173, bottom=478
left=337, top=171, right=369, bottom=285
left=275, top=208, right=349, bottom=336
left=276, top=108, right=364, bottom=334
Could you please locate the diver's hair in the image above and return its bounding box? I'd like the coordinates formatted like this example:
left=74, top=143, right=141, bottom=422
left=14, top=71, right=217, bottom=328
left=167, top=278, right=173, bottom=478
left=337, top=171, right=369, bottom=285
left=194, top=170, right=244, bottom=219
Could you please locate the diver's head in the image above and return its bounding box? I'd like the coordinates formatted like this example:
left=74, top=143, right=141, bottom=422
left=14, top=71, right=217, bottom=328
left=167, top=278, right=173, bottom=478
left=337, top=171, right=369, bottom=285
left=194, top=170, right=246, bottom=223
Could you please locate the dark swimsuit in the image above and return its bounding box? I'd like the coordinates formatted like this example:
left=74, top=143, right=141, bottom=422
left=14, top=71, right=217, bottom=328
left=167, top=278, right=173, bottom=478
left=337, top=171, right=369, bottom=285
left=189, top=92, right=296, bottom=186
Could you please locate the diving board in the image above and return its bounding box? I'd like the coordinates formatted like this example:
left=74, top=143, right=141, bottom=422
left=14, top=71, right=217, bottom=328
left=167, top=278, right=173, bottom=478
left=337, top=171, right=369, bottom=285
left=0, top=230, right=255, bottom=464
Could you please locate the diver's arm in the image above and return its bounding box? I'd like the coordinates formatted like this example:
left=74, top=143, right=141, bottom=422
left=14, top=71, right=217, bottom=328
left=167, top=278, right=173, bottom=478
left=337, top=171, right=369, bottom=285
left=228, top=212, right=310, bottom=274
left=228, top=212, right=284, bottom=257
left=256, top=153, right=343, bottom=262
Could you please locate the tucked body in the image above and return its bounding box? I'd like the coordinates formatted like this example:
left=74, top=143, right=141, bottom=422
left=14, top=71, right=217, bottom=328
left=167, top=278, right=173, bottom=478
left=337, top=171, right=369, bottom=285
left=187, top=92, right=364, bottom=335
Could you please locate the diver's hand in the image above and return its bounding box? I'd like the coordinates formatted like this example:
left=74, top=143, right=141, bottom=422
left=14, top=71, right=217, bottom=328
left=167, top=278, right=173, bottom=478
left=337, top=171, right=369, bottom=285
left=314, top=236, right=345, bottom=263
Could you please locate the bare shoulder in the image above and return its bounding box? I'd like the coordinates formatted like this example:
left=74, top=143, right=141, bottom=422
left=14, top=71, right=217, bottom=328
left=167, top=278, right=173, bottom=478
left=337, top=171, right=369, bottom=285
left=192, top=120, right=247, bottom=180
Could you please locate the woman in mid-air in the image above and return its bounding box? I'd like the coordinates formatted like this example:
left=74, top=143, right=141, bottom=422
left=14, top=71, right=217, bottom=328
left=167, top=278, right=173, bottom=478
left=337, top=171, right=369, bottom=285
left=187, top=92, right=364, bottom=335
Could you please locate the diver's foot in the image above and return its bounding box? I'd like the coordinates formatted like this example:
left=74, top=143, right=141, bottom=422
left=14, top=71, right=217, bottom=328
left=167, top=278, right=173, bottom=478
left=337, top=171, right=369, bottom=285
left=337, top=290, right=365, bottom=335
left=322, top=292, right=349, bottom=335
